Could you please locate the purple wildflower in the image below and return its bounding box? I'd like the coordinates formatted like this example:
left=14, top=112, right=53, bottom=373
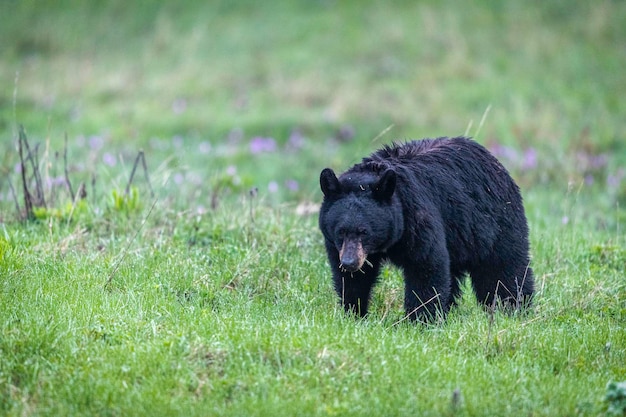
left=577, top=152, right=608, bottom=170
left=46, top=176, right=66, bottom=188
left=103, top=152, right=117, bottom=167
left=522, top=148, right=537, bottom=171
left=249, top=137, right=277, bottom=154
left=226, top=165, right=237, bottom=176
left=89, top=135, right=104, bottom=151
left=336, top=124, right=355, bottom=142
left=287, top=129, right=305, bottom=151
left=589, top=154, right=608, bottom=169
left=268, top=181, right=279, bottom=193
left=285, top=179, right=299, bottom=191
left=489, top=144, right=518, bottom=162
left=607, top=168, right=625, bottom=189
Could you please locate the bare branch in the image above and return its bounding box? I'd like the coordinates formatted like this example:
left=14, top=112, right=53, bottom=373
left=138, top=150, right=154, bottom=198
left=125, top=151, right=141, bottom=197
left=91, top=172, right=97, bottom=205
left=31, top=142, right=46, bottom=208
left=64, top=132, right=75, bottom=201
left=125, top=149, right=154, bottom=199
left=18, top=126, right=34, bottom=220
left=20, top=131, right=46, bottom=209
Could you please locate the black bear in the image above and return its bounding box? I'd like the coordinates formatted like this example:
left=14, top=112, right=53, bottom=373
left=319, top=136, right=534, bottom=322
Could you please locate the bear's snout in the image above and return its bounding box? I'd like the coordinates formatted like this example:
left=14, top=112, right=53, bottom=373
left=339, top=239, right=366, bottom=272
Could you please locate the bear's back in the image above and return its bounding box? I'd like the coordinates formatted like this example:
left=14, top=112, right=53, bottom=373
left=347, top=138, right=445, bottom=175
left=356, top=137, right=523, bottom=218
left=362, top=137, right=505, bottom=176
left=369, top=138, right=445, bottom=161
left=366, top=137, right=483, bottom=163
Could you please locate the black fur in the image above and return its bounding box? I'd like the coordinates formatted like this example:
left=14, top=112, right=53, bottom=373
left=319, top=137, right=534, bottom=322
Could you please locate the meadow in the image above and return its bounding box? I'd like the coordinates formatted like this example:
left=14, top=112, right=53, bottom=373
left=0, top=1, right=625, bottom=416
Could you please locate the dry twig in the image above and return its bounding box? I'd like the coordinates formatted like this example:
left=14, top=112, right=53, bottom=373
left=125, top=150, right=154, bottom=198
left=64, top=133, right=75, bottom=201
left=18, top=126, right=34, bottom=220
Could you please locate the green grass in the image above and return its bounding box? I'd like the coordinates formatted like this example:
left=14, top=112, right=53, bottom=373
left=1, top=1, right=625, bottom=416
left=1, top=199, right=624, bottom=416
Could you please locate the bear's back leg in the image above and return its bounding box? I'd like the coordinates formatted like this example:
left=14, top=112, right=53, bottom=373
left=469, top=254, right=534, bottom=309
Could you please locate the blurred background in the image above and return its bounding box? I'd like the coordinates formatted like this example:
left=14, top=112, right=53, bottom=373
left=0, top=0, right=624, bottom=220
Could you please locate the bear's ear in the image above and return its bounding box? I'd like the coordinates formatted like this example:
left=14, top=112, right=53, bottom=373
left=320, top=168, right=341, bottom=197
left=372, top=169, right=396, bottom=201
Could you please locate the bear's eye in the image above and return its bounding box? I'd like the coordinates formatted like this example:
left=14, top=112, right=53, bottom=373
left=357, top=227, right=368, bottom=236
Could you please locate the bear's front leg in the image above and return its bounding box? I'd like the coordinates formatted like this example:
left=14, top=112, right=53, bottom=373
left=325, top=241, right=381, bottom=317
left=333, top=265, right=380, bottom=317
left=401, top=255, right=452, bottom=323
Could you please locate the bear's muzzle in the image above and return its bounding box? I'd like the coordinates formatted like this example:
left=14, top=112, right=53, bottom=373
left=339, top=239, right=366, bottom=272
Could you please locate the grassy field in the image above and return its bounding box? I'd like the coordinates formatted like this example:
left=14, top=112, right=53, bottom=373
left=1, top=1, right=625, bottom=416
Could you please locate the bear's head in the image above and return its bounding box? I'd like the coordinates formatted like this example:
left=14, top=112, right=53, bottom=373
left=319, top=168, right=404, bottom=272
